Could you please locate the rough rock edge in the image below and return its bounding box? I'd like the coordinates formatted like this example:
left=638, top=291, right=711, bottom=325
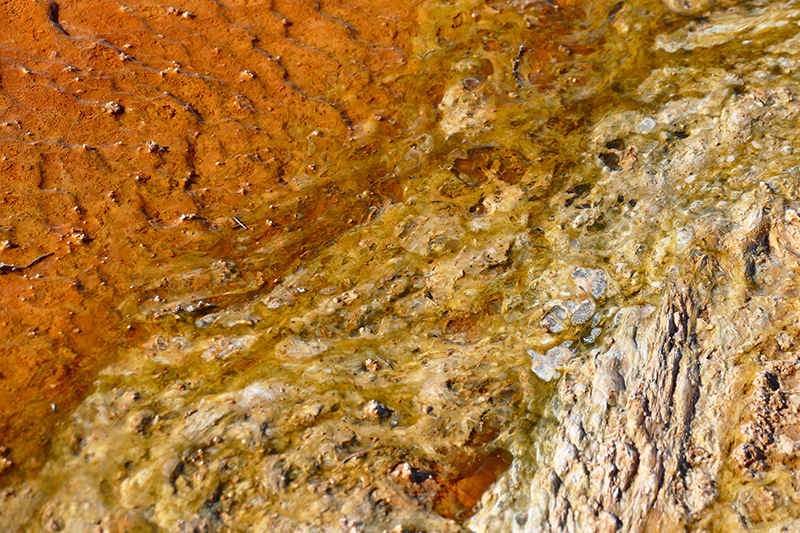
left=471, top=197, right=800, bottom=533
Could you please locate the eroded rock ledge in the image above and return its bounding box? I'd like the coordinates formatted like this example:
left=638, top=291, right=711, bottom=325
left=475, top=198, right=800, bottom=531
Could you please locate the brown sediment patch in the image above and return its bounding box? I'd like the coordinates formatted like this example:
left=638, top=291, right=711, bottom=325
left=386, top=449, right=513, bottom=523
left=0, top=0, right=420, bottom=477
left=434, top=448, right=514, bottom=520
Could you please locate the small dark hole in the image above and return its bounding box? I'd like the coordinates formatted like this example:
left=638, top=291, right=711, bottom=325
left=765, top=372, right=780, bottom=391
left=566, top=183, right=592, bottom=197
left=599, top=152, right=621, bottom=171
left=469, top=201, right=488, bottom=215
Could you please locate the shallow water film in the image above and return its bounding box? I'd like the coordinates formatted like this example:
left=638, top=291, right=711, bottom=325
left=4, top=0, right=800, bottom=531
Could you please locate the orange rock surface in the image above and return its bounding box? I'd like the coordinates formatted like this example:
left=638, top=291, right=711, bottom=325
left=0, top=0, right=419, bottom=475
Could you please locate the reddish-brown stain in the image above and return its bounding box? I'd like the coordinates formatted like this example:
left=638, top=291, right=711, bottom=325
left=434, top=448, right=513, bottom=520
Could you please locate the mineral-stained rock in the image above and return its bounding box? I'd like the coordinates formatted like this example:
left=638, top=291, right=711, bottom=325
left=571, top=268, right=608, bottom=300
left=469, top=2, right=800, bottom=531
left=570, top=300, right=596, bottom=325
left=362, top=400, right=393, bottom=421
left=6, top=1, right=800, bottom=533
left=528, top=345, right=577, bottom=382
left=542, top=305, right=568, bottom=334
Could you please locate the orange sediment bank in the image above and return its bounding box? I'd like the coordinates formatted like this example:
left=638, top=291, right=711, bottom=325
left=0, top=0, right=420, bottom=476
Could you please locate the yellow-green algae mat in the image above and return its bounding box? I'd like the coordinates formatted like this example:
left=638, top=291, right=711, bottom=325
left=6, top=0, right=800, bottom=531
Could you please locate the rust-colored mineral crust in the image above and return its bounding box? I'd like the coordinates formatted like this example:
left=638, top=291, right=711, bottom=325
left=0, top=0, right=418, bottom=470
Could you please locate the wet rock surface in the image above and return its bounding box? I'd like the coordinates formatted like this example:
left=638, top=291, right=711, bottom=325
left=5, top=0, right=800, bottom=532
left=470, top=2, right=800, bottom=531
left=0, top=0, right=420, bottom=467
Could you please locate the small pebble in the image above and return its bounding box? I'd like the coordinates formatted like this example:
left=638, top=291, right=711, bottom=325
left=390, top=462, right=430, bottom=484
left=0, top=446, right=11, bottom=475
left=362, top=400, right=392, bottom=421
left=638, top=117, right=657, bottom=134
left=541, top=305, right=566, bottom=333
left=527, top=345, right=576, bottom=382
left=583, top=327, right=603, bottom=343
left=528, top=350, right=556, bottom=382
left=571, top=267, right=607, bottom=299
left=102, top=101, right=123, bottom=116
left=571, top=300, right=595, bottom=325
